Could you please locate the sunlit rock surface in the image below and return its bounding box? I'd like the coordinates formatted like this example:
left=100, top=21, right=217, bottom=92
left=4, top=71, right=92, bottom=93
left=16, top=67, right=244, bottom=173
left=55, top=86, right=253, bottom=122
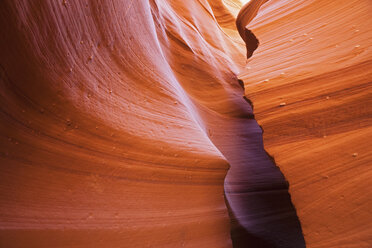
left=0, top=0, right=370, bottom=247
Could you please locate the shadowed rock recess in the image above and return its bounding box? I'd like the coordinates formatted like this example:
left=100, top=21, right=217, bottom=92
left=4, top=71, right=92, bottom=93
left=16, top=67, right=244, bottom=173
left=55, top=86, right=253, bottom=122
left=1, top=0, right=371, bottom=247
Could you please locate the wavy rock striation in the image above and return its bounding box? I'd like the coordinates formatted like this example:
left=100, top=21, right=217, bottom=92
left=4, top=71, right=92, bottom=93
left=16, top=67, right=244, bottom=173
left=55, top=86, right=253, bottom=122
left=0, top=0, right=305, bottom=247
left=2, top=0, right=368, bottom=247
left=239, top=0, right=372, bottom=247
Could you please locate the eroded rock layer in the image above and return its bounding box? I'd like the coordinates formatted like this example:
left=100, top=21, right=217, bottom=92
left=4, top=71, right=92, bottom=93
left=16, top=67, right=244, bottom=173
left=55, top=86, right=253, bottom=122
left=0, top=0, right=305, bottom=247
left=239, top=0, right=372, bottom=247
left=3, top=0, right=370, bottom=247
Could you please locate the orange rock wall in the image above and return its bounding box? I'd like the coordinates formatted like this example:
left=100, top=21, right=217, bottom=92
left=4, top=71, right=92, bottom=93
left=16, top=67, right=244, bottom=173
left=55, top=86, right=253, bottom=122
left=1, top=0, right=306, bottom=247
left=0, top=0, right=244, bottom=247
left=1, top=0, right=370, bottom=247
left=239, top=0, right=372, bottom=247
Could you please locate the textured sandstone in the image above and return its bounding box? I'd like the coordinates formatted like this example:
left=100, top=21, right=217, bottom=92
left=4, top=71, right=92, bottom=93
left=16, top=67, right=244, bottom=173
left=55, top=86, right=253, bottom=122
left=1, top=0, right=370, bottom=247
left=0, top=0, right=303, bottom=247
left=239, top=0, right=372, bottom=247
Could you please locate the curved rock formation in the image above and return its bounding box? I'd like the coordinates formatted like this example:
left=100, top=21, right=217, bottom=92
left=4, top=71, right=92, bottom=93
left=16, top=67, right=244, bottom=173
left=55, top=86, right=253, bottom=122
left=1, top=0, right=370, bottom=247
left=238, top=0, right=372, bottom=247
left=0, top=1, right=233, bottom=247
left=0, top=0, right=304, bottom=247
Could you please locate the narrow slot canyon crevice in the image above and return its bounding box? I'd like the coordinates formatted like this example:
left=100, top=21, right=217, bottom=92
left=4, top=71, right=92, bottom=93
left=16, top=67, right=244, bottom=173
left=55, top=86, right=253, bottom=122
left=208, top=90, right=306, bottom=247
left=205, top=77, right=306, bottom=247
left=1, top=0, right=371, bottom=247
left=215, top=1, right=305, bottom=246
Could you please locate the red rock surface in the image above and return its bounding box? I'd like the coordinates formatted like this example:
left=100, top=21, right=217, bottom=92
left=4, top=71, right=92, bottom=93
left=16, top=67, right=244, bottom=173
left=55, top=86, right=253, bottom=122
left=239, top=0, right=372, bottom=247
left=0, top=0, right=370, bottom=247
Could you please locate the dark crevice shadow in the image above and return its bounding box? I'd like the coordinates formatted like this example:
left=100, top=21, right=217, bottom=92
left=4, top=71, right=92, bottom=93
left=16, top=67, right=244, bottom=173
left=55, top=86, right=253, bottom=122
left=220, top=110, right=306, bottom=247
left=224, top=195, right=275, bottom=248
left=220, top=1, right=306, bottom=245
left=243, top=29, right=259, bottom=58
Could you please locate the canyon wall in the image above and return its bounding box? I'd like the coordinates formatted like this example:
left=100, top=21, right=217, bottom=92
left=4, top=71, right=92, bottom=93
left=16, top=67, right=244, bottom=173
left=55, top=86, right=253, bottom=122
left=0, top=0, right=304, bottom=247
left=239, top=0, right=372, bottom=247
left=1, top=0, right=370, bottom=247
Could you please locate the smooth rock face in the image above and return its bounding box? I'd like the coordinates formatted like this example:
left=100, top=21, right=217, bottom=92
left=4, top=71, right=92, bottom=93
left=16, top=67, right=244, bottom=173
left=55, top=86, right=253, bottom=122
left=0, top=0, right=369, bottom=248
left=0, top=1, right=235, bottom=247
left=239, top=0, right=372, bottom=247
left=0, top=0, right=303, bottom=247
